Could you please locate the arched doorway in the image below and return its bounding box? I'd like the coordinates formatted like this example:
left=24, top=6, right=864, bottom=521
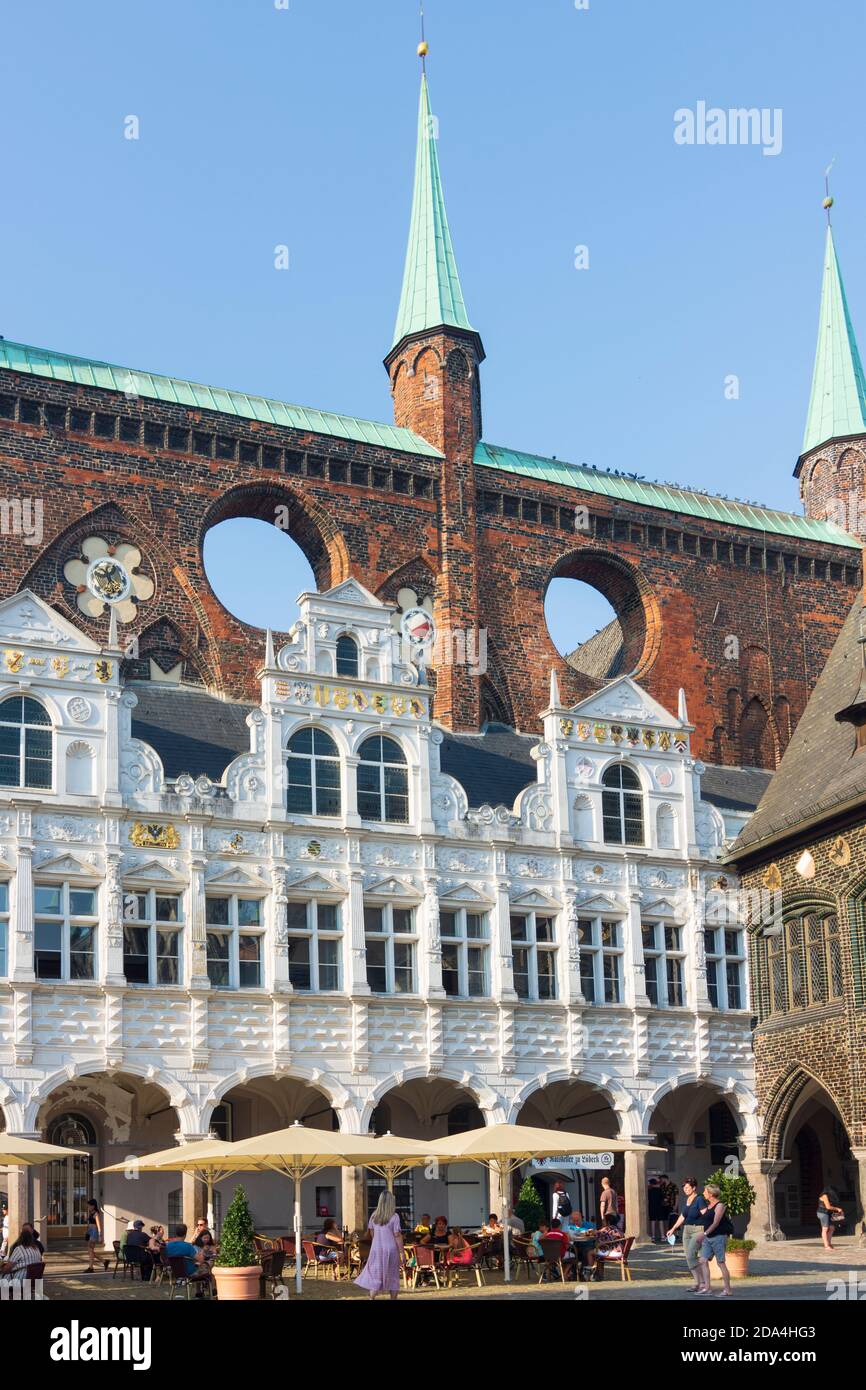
left=769, top=1075, right=856, bottom=1236
left=45, top=1113, right=97, bottom=1238
left=514, top=1080, right=622, bottom=1224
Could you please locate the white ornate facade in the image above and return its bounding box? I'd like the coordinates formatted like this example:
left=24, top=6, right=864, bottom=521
left=0, top=582, right=758, bottom=1240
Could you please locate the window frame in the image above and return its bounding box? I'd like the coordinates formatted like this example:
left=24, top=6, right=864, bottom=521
left=357, top=735, right=409, bottom=824
left=122, top=888, right=184, bottom=986
left=642, top=920, right=686, bottom=1008
left=285, top=897, right=343, bottom=992
left=576, top=916, right=624, bottom=1004
left=439, top=907, right=490, bottom=998
left=509, top=910, right=559, bottom=1001
left=335, top=633, right=360, bottom=678
left=285, top=726, right=342, bottom=819
left=363, top=902, right=417, bottom=994
left=34, top=880, right=98, bottom=982
left=765, top=908, right=842, bottom=1016
left=0, top=880, right=8, bottom=977
left=0, top=695, right=53, bottom=792
left=601, top=763, right=644, bottom=846
left=704, top=924, right=746, bottom=1010
left=205, top=894, right=265, bottom=990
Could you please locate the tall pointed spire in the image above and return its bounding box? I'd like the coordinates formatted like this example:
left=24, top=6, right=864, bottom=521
left=391, top=71, right=475, bottom=352
left=801, top=223, right=866, bottom=456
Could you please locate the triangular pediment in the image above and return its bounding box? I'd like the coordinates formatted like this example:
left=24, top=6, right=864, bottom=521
left=572, top=891, right=622, bottom=911
left=0, top=590, right=100, bottom=653
left=205, top=862, right=266, bottom=889
left=439, top=881, right=494, bottom=907
left=509, top=887, right=562, bottom=912
left=35, top=851, right=95, bottom=877
left=568, top=677, right=685, bottom=729
left=312, top=579, right=388, bottom=612
left=641, top=895, right=680, bottom=917
left=365, top=875, right=420, bottom=899
left=288, top=871, right=343, bottom=896
left=123, top=857, right=187, bottom=884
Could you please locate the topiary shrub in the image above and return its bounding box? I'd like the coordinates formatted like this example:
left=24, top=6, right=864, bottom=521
left=215, top=1184, right=257, bottom=1267
left=515, top=1176, right=545, bottom=1233
left=704, top=1168, right=756, bottom=1216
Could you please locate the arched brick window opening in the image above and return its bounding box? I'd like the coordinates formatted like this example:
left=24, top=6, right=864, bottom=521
left=546, top=550, right=660, bottom=682
left=739, top=696, right=776, bottom=768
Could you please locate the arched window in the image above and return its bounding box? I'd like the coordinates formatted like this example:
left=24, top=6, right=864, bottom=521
left=286, top=727, right=341, bottom=817
left=358, top=735, right=408, bottom=823
left=47, top=1112, right=97, bottom=1147
left=335, top=634, right=359, bottom=678
left=0, top=695, right=52, bottom=789
left=601, top=764, right=643, bottom=845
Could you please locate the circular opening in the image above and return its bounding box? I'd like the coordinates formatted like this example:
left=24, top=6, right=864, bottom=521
left=544, top=552, right=652, bottom=680
left=545, top=578, right=621, bottom=677
left=203, top=517, right=316, bottom=630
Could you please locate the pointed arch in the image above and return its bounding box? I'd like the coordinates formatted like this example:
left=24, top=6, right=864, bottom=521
left=762, top=1062, right=851, bottom=1162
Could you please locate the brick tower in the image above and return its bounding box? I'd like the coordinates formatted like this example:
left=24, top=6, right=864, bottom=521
left=796, top=206, right=866, bottom=538
left=384, top=62, right=485, bottom=731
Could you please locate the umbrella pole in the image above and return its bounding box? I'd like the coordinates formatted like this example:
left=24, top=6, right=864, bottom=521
left=500, top=1163, right=512, bottom=1284
left=294, top=1174, right=303, bottom=1297
left=206, top=1176, right=214, bottom=1234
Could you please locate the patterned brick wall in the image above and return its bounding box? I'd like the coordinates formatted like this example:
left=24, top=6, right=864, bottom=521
left=0, top=360, right=859, bottom=762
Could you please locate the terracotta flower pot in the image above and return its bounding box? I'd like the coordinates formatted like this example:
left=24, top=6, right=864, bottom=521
left=213, top=1264, right=261, bottom=1300
left=725, top=1249, right=750, bottom=1279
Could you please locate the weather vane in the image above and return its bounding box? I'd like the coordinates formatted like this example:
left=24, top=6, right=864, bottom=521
left=824, top=157, right=836, bottom=224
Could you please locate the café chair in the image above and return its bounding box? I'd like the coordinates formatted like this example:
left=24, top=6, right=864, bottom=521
left=594, top=1235, right=634, bottom=1282
left=410, top=1243, right=441, bottom=1290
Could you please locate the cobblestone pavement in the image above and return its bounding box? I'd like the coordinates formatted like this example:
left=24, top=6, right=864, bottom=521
left=37, top=1236, right=866, bottom=1302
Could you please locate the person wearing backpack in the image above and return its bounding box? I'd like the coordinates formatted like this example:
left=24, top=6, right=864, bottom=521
left=551, top=1180, right=573, bottom=1226
left=693, top=1183, right=734, bottom=1297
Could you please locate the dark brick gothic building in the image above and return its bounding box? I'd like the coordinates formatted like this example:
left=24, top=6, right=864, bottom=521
left=0, top=73, right=861, bottom=771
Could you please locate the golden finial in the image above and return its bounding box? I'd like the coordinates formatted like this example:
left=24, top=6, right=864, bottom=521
left=823, top=196, right=834, bottom=211
left=824, top=159, right=836, bottom=224
left=418, top=40, right=429, bottom=57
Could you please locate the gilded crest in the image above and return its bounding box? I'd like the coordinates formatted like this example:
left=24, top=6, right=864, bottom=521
left=762, top=863, right=783, bottom=891
left=129, top=822, right=181, bottom=850
left=5, top=650, right=23, bottom=673
left=95, top=659, right=113, bottom=683
left=828, top=836, right=852, bottom=868
left=559, top=718, right=574, bottom=737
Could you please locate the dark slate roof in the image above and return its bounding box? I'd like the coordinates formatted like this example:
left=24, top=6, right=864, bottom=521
left=438, top=726, right=538, bottom=809
left=699, top=764, right=773, bottom=812
left=729, top=592, right=866, bottom=858
left=130, top=683, right=252, bottom=780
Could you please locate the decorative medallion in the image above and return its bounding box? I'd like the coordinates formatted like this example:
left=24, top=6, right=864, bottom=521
left=67, top=697, right=92, bottom=724
left=559, top=718, right=574, bottom=737
left=710, top=875, right=729, bottom=890
left=129, top=822, right=181, bottom=850
left=593, top=723, right=606, bottom=743
left=610, top=725, right=623, bottom=744
left=626, top=727, right=640, bottom=745
left=5, top=650, right=24, bottom=673
left=795, top=849, right=816, bottom=880
left=64, top=537, right=154, bottom=623
left=658, top=731, right=672, bottom=751
left=52, top=657, right=70, bottom=678
left=654, top=766, right=675, bottom=790
left=95, top=660, right=113, bottom=683
left=828, top=836, right=852, bottom=868
left=577, top=722, right=591, bottom=741
left=642, top=729, right=655, bottom=749
left=762, top=863, right=782, bottom=891
left=306, top=840, right=322, bottom=859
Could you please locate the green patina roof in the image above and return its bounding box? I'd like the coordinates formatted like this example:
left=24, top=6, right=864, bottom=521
left=0, top=338, right=443, bottom=458
left=391, top=74, right=474, bottom=351
left=475, top=440, right=860, bottom=548
left=802, top=226, right=866, bottom=456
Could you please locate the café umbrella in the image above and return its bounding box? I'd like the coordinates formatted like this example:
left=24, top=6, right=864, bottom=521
left=223, top=1126, right=433, bottom=1295
left=0, top=1133, right=88, bottom=1165
left=423, top=1124, right=667, bottom=1282
left=96, top=1138, right=247, bottom=1234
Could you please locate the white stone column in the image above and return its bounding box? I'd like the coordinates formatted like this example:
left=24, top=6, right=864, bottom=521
left=11, top=814, right=34, bottom=983
left=623, top=1139, right=653, bottom=1243
left=270, top=865, right=292, bottom=993
left=625, top=878, right=651, bottom=1009
left=103, top=688, right=123, bottom=806
left=187, top=853, right=210, bottom=990
left=104, top=852, right=126, bottom=987
left=491, top=854, right=517, bottom=1002
left=422, top=878, right=445, bottom=998
left=344, top=755, right=361, bottom=826
left=345, top=867, right=370, bottom=996
left=416, top=726, right=436, bottom=836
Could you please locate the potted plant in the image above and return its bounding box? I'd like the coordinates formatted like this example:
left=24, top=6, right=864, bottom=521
left=515, top=1176, right=545, bottom=1233
left=725, top=1238, right=757, bottom=1278
left=704, top=1168, right=757, bottom=1279
left=212, top=1185, right=261, bottom=1300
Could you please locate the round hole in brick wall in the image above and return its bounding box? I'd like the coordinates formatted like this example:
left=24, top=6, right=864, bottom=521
left=544, top=550, right=661, bottom=681
left=203, top=517, right=316, bottom=630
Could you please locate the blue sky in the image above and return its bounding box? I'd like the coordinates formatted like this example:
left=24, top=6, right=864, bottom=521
left=3, top=0, right=865, bottom=648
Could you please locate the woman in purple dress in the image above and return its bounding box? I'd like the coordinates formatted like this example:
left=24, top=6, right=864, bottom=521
left=355, top=1192, right=404, bottom=1300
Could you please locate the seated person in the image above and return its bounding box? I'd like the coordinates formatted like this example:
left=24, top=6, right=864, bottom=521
left=148, top=1224, right=166, bottom=1253
left=10, top=1222, right=44, bottom=1255
left=421, top=1216, right=450, bottom=1248
left=480, top=1213, right=502, bottom=1237
left=413, top=1213, right=432, bottom=1240
left=595, top=1217, right=626, bottom=1261
left=446, top=1227, right=474, bottom=1267
left=542, top=1219, right=573, bottom=1261
left=531, top=1221, right=551, bottom=1256
left=1, top=1228, right=43, bottom=1280
left=191, top=1218, right=213, bottom=1247
left=564, top=1209, right=595, bottom=1237
left=165, top=1223, right=206, bottom=1277
left=316, top=1218, right=344, bottom=1261
left=197, top=1231, right=217, bottom=1266
left=124, top=1220, right=154, bottom=1278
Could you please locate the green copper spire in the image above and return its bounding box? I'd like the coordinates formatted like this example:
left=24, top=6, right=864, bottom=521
left=802, top=225, right=866, bottom=455
left=391, top=74, right=475, bottom=351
